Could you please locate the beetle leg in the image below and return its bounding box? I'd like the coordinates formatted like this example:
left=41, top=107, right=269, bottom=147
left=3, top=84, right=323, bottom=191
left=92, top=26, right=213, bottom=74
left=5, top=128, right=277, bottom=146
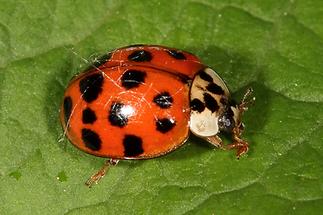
left=238, top=87, right=255, bottom=113
left=227, top=125, right=249, bottom=158
left=85, top=158, right=119, bottom=188
left=227, top=88, right=255, bottom=158
left=205, top=135, right=224, bottom=149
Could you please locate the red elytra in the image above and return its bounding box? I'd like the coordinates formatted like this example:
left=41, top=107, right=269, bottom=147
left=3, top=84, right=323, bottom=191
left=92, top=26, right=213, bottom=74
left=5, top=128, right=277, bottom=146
left=60, top=45, right=205, bottom=159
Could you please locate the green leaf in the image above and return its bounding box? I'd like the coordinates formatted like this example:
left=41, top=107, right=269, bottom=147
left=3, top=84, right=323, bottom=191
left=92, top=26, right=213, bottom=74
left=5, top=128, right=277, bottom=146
left=1, top=0, right=323, bottom=214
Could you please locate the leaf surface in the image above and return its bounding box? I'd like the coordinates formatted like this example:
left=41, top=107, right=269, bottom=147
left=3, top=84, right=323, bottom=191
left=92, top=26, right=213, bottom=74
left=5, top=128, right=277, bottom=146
left=0, top=0, right=322, bottom=214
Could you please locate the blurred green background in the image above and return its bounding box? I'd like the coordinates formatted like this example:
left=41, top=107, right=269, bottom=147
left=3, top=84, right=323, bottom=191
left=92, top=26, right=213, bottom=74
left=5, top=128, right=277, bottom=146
left=0, top=0, right=322, bottom=214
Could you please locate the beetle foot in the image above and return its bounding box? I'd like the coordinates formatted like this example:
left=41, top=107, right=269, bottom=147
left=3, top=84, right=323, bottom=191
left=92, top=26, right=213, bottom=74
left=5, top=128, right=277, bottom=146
left=226, top=125, right=249, bottom=158
left=227, top=139, right=249, bottom=159
left=205, top=135, right=224, bottom=149
left=85, top=159, right=119, bottom=188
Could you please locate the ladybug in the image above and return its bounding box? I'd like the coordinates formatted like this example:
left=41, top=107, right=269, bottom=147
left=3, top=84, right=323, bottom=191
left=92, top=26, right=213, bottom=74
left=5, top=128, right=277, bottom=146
left=60, top=45, right=254, bottom=187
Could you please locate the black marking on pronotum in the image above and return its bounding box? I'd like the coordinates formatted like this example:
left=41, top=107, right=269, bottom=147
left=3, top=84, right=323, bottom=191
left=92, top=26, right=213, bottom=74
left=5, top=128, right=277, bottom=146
left=220, top=97, right=228, bottom=105
left=82, top=128, right=102, bottom=151
left=63, top=96, right=73, bottom=124
left=82, top=107, right=97, bottom=124
left=156, top=118, right=176, bottom=133
left=198, top=70, right=213, bottom=82
left=206, top=83, right=225, bottom=95
left=153, top=92, right=173, bottom=109
left=121, top=69, right=147, bottom=89
left=167, top=49, right=186, bottom=60
left=108, top=102, right=128, bottom=127
left=128, top=50, right=152, bottom=62
left=190, top=98, right=205, bottom=113
left=123, top=135, right=144, bottom=157
left=79, top=73, right=104, bottom=103
left=203, top=93, right=219, bottom=113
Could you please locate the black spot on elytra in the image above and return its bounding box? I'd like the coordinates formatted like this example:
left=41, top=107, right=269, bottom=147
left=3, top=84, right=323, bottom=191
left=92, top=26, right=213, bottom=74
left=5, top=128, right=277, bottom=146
left=128, top=50, right=152, bottom=62
left=167, top=50, right=186, bottom=60
left=203, top=93, right=219, bottom=113
left=121, top=70, right=147, bottom=89
left=190, top=98, right=205, bottom=113
left=79, top=73, right=104, bottom=103
left=108, top=102, right=128, bottom=127
left=199, top=70, right=213, bottom=82
left=153, top=92, right=173, bottom=109
left=82, top=107, right=97, bottom=124
left=63, top=96, right=73, bottom=124
left=123, top=135, right=144, bottom=157
left=206, top=83, right=225, bottom=95
left=82, top=128, right=101, bottom=151
left=156, top=118, right=176, bottom=133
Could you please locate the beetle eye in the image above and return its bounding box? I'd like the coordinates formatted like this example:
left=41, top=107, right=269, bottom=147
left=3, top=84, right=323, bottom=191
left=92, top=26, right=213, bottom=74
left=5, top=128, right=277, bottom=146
left=218, top=111, right=235, bottom=132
